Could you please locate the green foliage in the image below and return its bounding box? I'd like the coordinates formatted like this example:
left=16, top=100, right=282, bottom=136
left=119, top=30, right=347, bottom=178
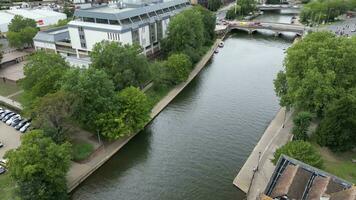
left=237, top=0, right=256, bottom=16
left=96, top=87, right=151, bottom=140
left=72, top=141, right=94, bottom=161
left=161, top=8, right=205, bottom=63
left=165, top=53, right=192, bottom=85
left=292, top=111, right=313, bottom=141
left=316, top=93, right=356, bottom=152
left=277, top=32, right=356, bottom=115
left=207, top=0, right=222, bottom=11
left=31, top=90, right=74, bottom=144
left=61, top=68, right=116, bottom=129
left=300, top=0, right=353, bottom=24
left=5, top=130, right=71, bottom=200
left=7, top=15, right=38, bottom=48
left=225, top=6, right=241, bottom=20
left=194, top=6, right=216, bottom=45
left=272, top=140, right=323, bottom=168
left=21, top=51, right=70, bottom=108
left=90, top=41, right=150, bottom=90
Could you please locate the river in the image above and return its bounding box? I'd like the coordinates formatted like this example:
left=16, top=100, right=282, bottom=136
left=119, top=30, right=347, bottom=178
left=72, top=13, right=294, bottom=200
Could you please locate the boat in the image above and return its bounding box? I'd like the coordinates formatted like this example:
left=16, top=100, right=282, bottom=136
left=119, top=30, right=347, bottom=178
left=218, top=42, right=224, bottom=48
left=214, top=49, right=219, bottom=54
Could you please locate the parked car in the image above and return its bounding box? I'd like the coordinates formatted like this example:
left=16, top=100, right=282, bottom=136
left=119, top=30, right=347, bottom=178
left=20, top=123, right=31, bottom=133
left=11, top=117, right=23, bottom=127
left=0, top=141, right=3, bottom=148
left=0, top=166, right=6, bottom=175
left=2, top=112, right=15, bottom=122
left=6, top=114, right=20, bottom=125
left=15, top=119, right=30, bottom=130
left=0, top=159, right=7, bottom=167
left=0, top=110, right=11, bottom=120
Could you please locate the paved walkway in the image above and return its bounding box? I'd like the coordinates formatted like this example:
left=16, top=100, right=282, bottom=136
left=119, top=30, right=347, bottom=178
left=67, top=39, right=221, bottom=192
left=233, top=107, right=294, bottom=200
left=0, top=94, right=23, bottom=110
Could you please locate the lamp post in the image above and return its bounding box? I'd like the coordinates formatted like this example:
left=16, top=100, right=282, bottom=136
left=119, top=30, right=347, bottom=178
left=96, top=129, right=102, bottom=145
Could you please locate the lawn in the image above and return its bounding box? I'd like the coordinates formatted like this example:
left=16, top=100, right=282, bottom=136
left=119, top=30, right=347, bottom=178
left=0, top=172, right=19, bottom=200
left=9, top=92, right=25, bottom=105
left=72, top=140, right=95, bottom=162
left=0, top=82, right=21, bottom=97
left=312, top=143, right=356, bottom=184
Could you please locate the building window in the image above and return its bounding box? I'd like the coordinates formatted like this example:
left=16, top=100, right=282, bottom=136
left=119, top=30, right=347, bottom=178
left=83, top=17, right=95, bottom=22
left=96, top=18, right=108, bottom=24
left=148, top=12, right=157, bottom=17
left=149, top=23, right=156, bottom=43
left=132, top=29, right=139, bottom=45
left=157, top=20, right=163, bottom=40
left=121, top=18, right=132, bottom=25
left=109, top=20, right=119, bottom=25
left=81, top=42, right=86, bottom=48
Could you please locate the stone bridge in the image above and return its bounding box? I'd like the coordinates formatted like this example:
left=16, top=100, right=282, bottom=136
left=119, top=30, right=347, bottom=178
left=226, top=21, right=307, bottom=36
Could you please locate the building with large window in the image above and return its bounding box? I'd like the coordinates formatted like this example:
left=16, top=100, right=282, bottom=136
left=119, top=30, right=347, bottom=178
left=34, top=0, right=191, bottom=63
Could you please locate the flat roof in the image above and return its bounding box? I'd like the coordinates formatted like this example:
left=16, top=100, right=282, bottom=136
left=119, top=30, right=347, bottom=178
left=0, top=11, right=15, bottom=25
left=74, top=0, right=189, bottom=21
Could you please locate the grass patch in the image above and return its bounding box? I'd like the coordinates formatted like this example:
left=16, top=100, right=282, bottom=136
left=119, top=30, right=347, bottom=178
left=0, top=82, right=21, bottom=97
left=312, top=143, right=356, bottom=183
left=10, top=92, right=25, bottom=105
left=0, top=172, right=19, bottom=200
left=72, top=140, right=94, bottom=161
left=145, top=85, right=172, bottom=107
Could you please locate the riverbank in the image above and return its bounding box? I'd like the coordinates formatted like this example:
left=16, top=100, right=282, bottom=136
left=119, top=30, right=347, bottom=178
left=233, top=107, right=294, bottom=199
left=67, top=39, right=222, bottom=192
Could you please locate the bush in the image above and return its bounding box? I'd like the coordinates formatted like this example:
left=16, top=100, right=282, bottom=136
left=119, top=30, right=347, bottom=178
left=272, top=141, right=323, bottom=168
left=292, top=111, right=313, bottom=141
left=72, top=141, right=94, bottom=161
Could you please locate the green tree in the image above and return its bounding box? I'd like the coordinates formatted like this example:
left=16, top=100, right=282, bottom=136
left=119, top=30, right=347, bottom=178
left=90, top=41, right=150, bottom=90
left=292, top=111, right=313, bottom=141
left=7, top=15, right=38, bottom=48
left=62, top=68, right=116, bottom=129
left=164, top=53, right=192, bottom=85
left=161, top=8, right=205, bottom=63
left=225, top=5, right=241, bottom=20
left=277, top=31, right=356, bottom=115
left=207, top=0, right=222, bottom=11
left=194, top=6, right=216, bottom=45
left=5, top=130, right=71, bottom=200
left=96, top=87, right=151, bottom=140
left=21, top=51, right=70, bottom=108
left=31, top=90, right=75, bottom=144
left=237, top=0, right=256, bottom=16
left=272, top=140, right=323, bottom=168
left=316, top=93, right=356, bottom=152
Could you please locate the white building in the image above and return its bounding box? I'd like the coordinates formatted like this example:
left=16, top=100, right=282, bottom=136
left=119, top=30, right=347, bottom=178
left=33, top=0, right=191, bottom=60
left=0, top=9, right=67, bottom=33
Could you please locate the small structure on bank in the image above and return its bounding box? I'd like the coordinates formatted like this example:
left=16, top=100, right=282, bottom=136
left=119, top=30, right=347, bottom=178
left=260, top=155, right=356, bottom=200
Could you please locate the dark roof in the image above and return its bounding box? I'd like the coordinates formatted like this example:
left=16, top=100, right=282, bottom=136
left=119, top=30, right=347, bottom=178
left=264, top=155, right=353, bottom=200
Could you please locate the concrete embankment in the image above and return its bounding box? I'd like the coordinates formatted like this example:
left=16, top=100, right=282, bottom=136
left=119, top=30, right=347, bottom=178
left=67, top=39, right=222, bottom=192
left=232, top=107, right=294, bottom=200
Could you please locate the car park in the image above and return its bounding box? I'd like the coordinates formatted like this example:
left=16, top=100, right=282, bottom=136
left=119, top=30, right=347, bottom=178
left=2, top=112, right=15, bottom=122
left=20, top=122, right=31, bottom=133
left=0, top=110, right=11, bottom=120
left=15, top=119, right=28, bottom=130
left=0, top=165, right=6, bottom=175
left=11, top=117, right=23, bottom=127
left=0, top=158, right=7, bottom=167
left=6, top=114, right=20, bottom=125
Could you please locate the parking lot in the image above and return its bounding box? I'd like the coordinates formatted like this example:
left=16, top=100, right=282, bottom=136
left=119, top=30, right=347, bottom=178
left=0, top=122, right=21, bottom=159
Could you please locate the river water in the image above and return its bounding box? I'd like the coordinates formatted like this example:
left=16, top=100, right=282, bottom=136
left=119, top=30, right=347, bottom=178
left=72, top=13, right=293, bottom=200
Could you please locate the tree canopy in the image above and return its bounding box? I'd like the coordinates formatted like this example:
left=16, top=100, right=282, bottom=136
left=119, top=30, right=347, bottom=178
left=207, top=0, right=222, bottom=11
left=292, top=111, right=313, bottom=141
left=316, top=93, right=356, bottom=152
left=31, top=90, right=75, bottom=144
left=7, top=15, right=38, bottom=48
left=90, top=41, right=150, bottom=90
left=272, top=140, right=323, bottom=168
left=95, top=87, right=151, bottom=140
left=22, top=51, right=70, bottom=108
left=61, top=67, right=116, bottom=129
left=274, top=32, right=356, bottom=116
left=5, top=130, right=71, bottom=200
